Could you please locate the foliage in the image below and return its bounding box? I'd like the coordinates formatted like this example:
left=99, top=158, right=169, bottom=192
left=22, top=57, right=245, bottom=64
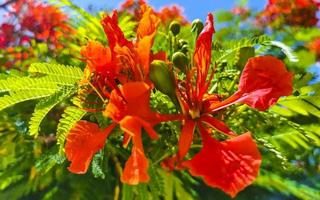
left=0, top=0, right=319, bottom=200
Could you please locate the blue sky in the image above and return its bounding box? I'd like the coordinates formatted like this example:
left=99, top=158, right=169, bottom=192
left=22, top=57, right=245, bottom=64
left=72, top=0, right=267, bottom=20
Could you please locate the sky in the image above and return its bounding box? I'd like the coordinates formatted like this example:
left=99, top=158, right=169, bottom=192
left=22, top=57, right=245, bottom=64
left=72, top=0, right=268, bottom=20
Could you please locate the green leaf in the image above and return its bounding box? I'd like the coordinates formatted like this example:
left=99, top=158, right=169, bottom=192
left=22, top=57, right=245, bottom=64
left=0, top=88, right=58, bottom=112
left=256, top=172, right=320, bottom=200
left=91, top=151, right=105, bottom=179
left=158, top=169, right=194, bottom=200
left=29, top=63, right=83, bottom=85
left=29, top=86, right=76, bottom=137
left=56, top=106, right=87, bottom=153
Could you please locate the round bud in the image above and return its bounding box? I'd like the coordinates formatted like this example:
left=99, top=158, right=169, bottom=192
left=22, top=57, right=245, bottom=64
left=169, top=21, right=181, bottom=36
left=172, top=52, right=188, bottom=72
left=178, top=39, right=188, bottom=48
left=149, top=60, right=176, bottom=96
left=191, top=19, right=204, bottom=37
left=181, top=44, right=189, bottom=54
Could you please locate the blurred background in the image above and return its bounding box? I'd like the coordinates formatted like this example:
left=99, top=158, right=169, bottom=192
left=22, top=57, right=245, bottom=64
left=73, top=0, right=267, bottom=20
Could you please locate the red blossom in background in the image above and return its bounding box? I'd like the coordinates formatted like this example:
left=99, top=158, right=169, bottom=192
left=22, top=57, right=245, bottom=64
left=309, top=37, right=320, bottom=59
left=258, top=0, right=320, bottom=27
left=0, top=0, right=75, bottom=69
left=157, top=4, right=188, bottom=25
left=0, top=23, right=15, bottom=48
left=1, top=0, right=74, bottom=48
left=119, top=0, right=188, bottom=25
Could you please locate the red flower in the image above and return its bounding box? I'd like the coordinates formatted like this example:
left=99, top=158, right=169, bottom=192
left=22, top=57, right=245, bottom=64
left=9, top=0, right=75, bottom=47
left=0, top=23, right=15, bottom=48
left=162, top=13, right=293, bottom=197
left=119, top=0, right=146, bottom=20
left=259, top=0, right=320, bottom=27
left=157, top=4, right=188, bottom=25
left=68, top=6, right=180, bottom=183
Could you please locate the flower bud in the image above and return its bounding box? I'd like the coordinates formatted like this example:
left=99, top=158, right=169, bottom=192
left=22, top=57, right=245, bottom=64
left=172, top=52, right=188, bottom=72
left=178, top=39, right=188, bottom=49
left=169, top=21, right=181, bottom=36
left=181, top=44, right=189, bottom=54
left=191, top=19, right=204, bottom=37
left=149, top=60, right=176, bottom=97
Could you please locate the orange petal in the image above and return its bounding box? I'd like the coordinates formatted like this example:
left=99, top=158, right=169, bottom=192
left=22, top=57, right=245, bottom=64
left=137, top=5, right=160, bottom=40
left=121, top=146, right=150, bottom=185
left=80, top=41, right=112, bottom=73
left=65, top=121, right=115, bottom=174
left=121, top=124, right=150, bottom=185
left=136, top=5, right=160, bottom=79
left=104, top=82, right=158, bottom=123
left=184, top=126, right=261, bottom=197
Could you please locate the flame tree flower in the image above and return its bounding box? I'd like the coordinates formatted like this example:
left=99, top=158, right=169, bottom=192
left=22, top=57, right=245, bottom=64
left=161, top=13, right=293, bottom=197
left=157, top=4, right=188, bottom=26
left=258, top=0, right=320, bottom=27
left=65, top=4, right=181, bottom=185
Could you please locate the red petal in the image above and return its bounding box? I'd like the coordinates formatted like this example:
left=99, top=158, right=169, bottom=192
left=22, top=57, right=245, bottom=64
left=65, top=121, right=115, bottom=174
left=237, top=56, right=293, bottom=111
left=183, top=129, right=261, bottom=197
left=177, top=120, right=196, bottom=159
left=193, top=13, right=215, bottom=96
left=101, top=10, right=132, bottom=51
left=208, top=56, right=293, bottom=112
left=200, top=115, right=236, bottom=136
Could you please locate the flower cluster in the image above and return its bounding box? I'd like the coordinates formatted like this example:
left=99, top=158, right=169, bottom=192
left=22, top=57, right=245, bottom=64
left=0, top=0, right=74, bottom=49
left=258, top=0, right=320, bottom=27
left=0, top=0, right=75, bottom=69
left=120, top=0, right=188, bottom=25
left=65, top=3, right=293, bottom=197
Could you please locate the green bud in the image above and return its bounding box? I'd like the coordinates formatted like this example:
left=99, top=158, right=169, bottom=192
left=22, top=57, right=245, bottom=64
left=236, top=47, right=255, bottom=69
left=169, top=21, right=181, bottom=36
left=181, top=44, right=189, bottom=54
left=191, top=19, right=204, bottom=37
left=178, top=39, right=188, bottom=47
left=172, top=52, right=188, bottom=72
left=149, top=60, right=176, bottom=97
